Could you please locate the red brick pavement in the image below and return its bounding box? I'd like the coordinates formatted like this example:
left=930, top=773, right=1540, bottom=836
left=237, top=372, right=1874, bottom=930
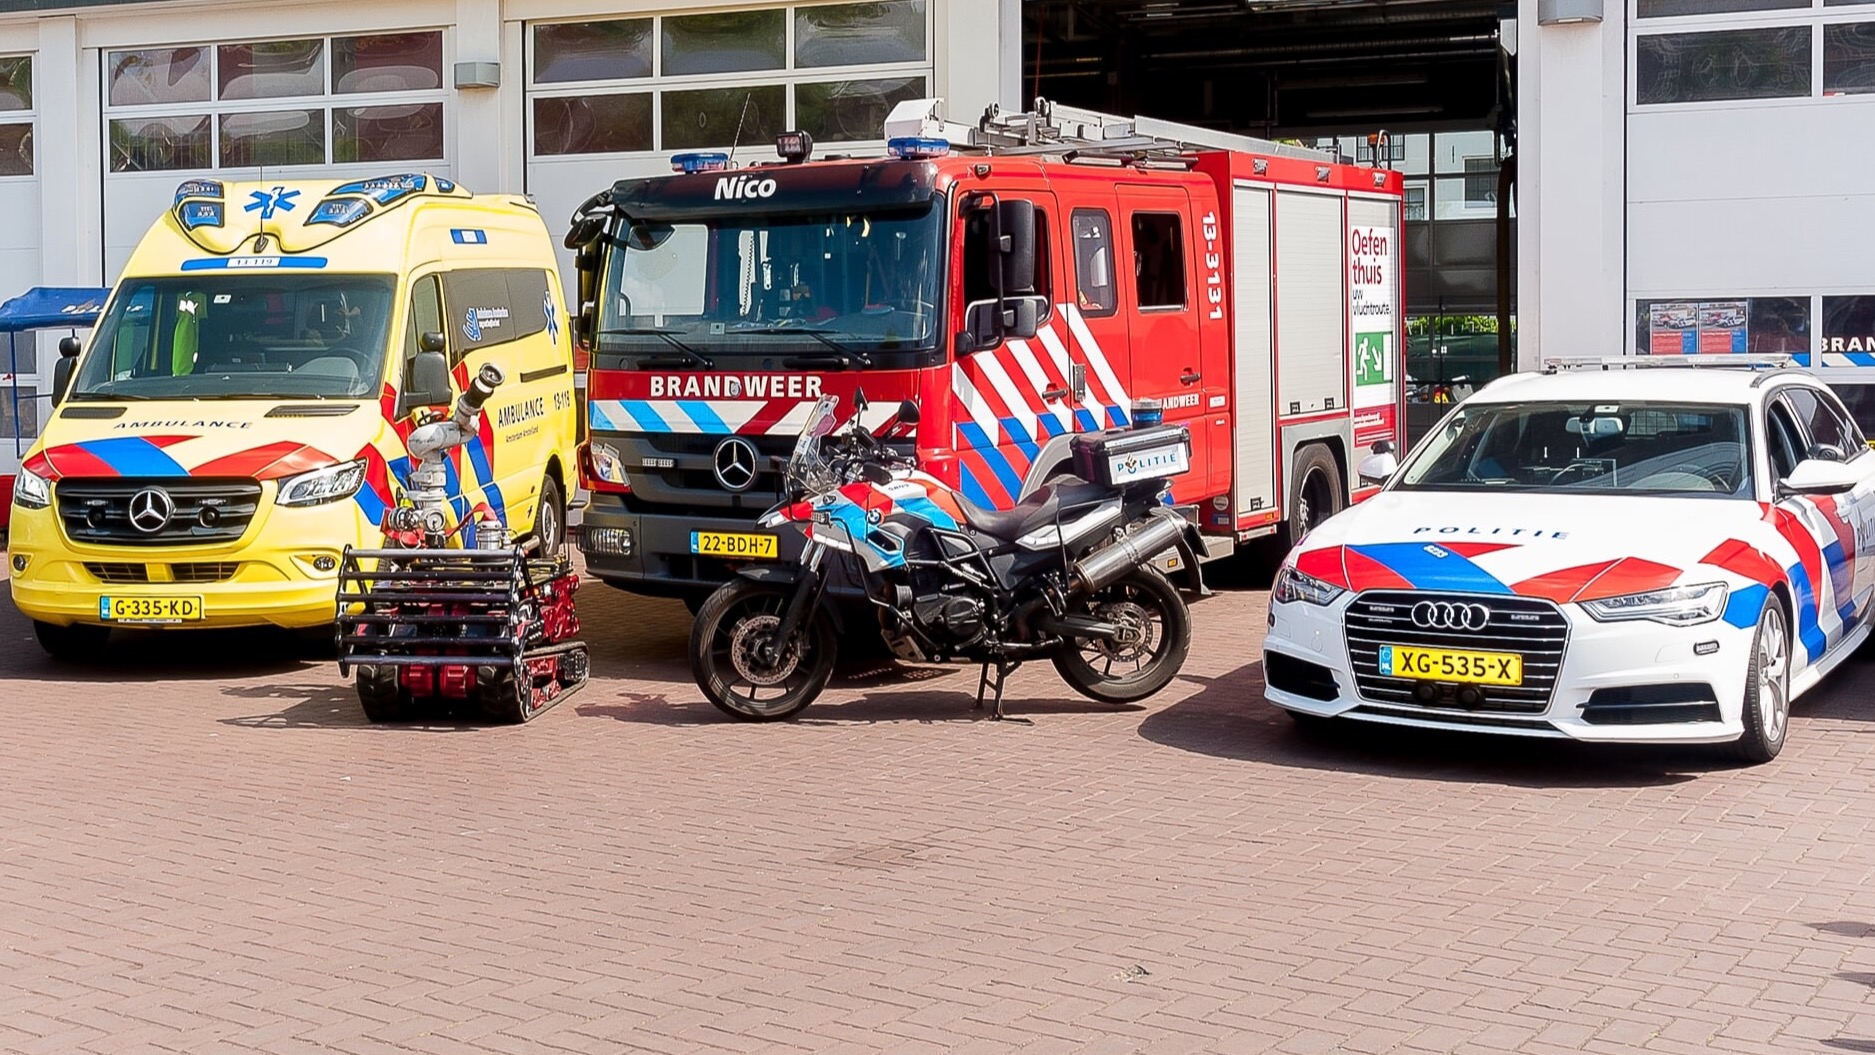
left=4, top=562, right=1875, bottom=1053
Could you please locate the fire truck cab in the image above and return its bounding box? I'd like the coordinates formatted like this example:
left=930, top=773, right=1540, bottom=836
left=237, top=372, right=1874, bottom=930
left=566, top=100, right=1404, bottom=602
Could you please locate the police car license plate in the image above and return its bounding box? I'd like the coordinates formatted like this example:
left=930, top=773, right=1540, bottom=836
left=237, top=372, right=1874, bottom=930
left=1378, top=645, right=1522, bottom=686
left=100, top=596, right=204, bottom=624
left=690, top=532, right=778, bottom=560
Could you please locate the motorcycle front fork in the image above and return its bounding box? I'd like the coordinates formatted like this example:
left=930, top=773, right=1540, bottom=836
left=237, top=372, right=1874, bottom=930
left=763, top=541, right=828, bottom=666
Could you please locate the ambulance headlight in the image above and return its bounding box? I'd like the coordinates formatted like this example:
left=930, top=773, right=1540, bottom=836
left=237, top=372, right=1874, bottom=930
left=276, top=459, right=367, bottom=507
left=13, top=465, right=50, bottom=509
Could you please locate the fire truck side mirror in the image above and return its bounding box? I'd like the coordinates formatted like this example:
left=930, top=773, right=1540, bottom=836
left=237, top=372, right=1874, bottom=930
left=963, top=295, right=1044, bottom=349
left=994, top=200, right=1037, bottom=295
left=897, top=399, right=920, bottom=425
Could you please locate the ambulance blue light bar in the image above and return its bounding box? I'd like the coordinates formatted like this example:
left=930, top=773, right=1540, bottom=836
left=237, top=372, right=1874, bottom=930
left=671, top=152, right=729, bottom=173
left=887, top=136, right=950, bottom=159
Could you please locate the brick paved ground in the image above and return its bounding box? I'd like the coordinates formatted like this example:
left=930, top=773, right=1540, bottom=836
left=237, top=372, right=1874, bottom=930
left=5, top=560, right=1875, bottom=1054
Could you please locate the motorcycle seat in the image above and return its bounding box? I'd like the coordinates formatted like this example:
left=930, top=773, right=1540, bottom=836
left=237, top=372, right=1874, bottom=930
left=953, top=475, right=1110, bottom=541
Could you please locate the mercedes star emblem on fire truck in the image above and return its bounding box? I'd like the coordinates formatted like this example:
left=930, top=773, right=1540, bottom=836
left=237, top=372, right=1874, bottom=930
left=712, top=437, right=759, bottom=492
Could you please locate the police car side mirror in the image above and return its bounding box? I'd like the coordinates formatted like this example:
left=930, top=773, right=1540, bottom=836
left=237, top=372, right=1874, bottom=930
left=403, top=349, right=453, bottom=414
left=1781, top=457, right=1861, bottom=497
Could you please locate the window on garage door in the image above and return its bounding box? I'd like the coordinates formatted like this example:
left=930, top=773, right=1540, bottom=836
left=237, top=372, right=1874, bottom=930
left=103, top=32, right=445, bottom=172
left=528, top=1, right=933, bottom=158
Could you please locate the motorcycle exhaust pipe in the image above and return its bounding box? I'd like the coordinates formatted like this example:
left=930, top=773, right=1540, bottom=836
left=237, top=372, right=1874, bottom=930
left=1070, top=513, right=1186, bottom=595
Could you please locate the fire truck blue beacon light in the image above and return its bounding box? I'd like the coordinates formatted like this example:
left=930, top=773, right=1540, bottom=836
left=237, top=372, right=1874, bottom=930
left=887, top=137, right=950, bottom=159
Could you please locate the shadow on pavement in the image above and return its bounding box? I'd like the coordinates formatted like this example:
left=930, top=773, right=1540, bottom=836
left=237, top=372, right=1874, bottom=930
left=1136, top=659, right=1740, bottom=789
left=0, top=621, right=321, bottom=683
left=217, top=681, right=487, bottom=732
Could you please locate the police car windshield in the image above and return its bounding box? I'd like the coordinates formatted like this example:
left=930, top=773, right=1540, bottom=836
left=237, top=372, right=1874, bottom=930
left=598, top=205, right=941, bottom=356
left=70, top=275, right=396, bottom=400
left=1395, top=401, right=1754, bottom=499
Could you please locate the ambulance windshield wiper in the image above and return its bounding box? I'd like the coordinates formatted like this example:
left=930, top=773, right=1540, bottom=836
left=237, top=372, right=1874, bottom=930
left=597, top=327, right=713, bottom=370
left=741, top=327, right=874, bottom=369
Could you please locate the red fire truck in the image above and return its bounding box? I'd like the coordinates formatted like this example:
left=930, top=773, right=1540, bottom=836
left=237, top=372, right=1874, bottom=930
left=564, top=101, right=1404, bottom=603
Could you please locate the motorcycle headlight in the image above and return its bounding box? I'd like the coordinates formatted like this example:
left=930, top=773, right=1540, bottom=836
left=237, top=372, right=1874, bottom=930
left=1272, top=563, right=1345, bottom=606
left=13, top=465, right=49, bottom=509
left=1579, top=581, right=1728, bottom=627
left=276, top=459, right=366, bottom=507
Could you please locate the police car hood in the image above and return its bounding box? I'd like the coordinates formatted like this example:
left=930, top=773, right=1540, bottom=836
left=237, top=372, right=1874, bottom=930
left=1291, top=490, right=1779, bottom=603
left=24, top=398, right=383, bottom=484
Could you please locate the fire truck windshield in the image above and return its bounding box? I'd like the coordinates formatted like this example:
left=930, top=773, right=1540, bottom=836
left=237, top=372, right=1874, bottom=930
left=598, top=205, right=941, bottom=360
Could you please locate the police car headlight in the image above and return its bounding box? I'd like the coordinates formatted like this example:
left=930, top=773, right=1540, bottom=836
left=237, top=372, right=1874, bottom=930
left=1579, top=581, right=1728, bottom=627
left=1272, top=563, right=1344, bottom=606
left=13, top=465, right=49, bottom=509
left=276, top=459, right=367, bottom=507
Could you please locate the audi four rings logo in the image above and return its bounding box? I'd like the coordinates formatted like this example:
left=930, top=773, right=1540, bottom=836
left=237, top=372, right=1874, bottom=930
left=712, top=436, right=759, bottom=492
left=127, top=487, right=175, bottom=533
left=1411, top=601, right=1491, bottom=631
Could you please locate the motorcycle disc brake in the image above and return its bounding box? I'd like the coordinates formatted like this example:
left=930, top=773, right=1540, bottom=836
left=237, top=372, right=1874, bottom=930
left=729, top=614, right=802, bottom=686
left=1090, top=599, right=1157, bottom=664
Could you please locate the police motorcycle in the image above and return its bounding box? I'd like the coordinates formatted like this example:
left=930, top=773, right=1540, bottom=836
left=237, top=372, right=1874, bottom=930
left=335, top=364, right=589, bottom=724
left=688, top=393, right=1206, bottom=722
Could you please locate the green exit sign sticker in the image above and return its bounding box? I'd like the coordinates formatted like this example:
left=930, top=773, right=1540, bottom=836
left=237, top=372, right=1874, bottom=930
left=1355, top=332, right=1388, bottom=386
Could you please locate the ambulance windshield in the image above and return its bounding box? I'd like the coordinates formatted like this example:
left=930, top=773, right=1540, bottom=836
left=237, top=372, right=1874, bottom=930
left=70, top=275, right=396, bottom=401
left=598, top=205, right=941, bottom=358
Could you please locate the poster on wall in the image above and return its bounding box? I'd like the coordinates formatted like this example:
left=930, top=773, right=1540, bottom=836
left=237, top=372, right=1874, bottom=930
left=1349, top=225, right=1398, bottom=451
left=1647, top=300, right=1747, bottom=354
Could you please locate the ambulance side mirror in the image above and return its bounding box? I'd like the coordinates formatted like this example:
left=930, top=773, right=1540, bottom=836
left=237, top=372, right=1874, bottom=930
left=402, top=349, right=453, bottom=414
left=51, top=337, right=82, bottom=406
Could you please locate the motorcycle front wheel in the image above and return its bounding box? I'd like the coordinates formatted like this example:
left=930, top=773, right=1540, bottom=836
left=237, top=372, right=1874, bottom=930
left=689, top=579, right=838, bottom=721
left=1051, top=567, right=1191, bottom=704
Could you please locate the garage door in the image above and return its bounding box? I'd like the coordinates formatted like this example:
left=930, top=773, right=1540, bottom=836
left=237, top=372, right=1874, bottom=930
left=524, top=0, right=936, bottom=277
left=100, top=32, right=453, bottom=280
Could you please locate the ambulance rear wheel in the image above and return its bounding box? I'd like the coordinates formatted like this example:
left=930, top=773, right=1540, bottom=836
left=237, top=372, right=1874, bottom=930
left=32, top=621, right=109, bottom=662
left=1283, top=445, right=1344, bottom=551
left=532, top=476, right=566, bottom=553
left=356, top=664, right=413, bottom=723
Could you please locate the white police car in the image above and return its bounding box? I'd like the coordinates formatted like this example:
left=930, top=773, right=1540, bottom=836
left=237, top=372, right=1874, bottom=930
left=1263, top=358, right=1875, bottom=763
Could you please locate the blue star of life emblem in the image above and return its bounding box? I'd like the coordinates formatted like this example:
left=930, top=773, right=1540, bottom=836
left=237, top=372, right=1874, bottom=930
left=244, top=186, right=301, bottom=220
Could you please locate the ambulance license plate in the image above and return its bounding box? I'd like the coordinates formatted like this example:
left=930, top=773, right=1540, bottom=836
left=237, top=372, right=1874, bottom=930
left=100, top=595, right=204, bottom=624
left=1377, top=645, right=1522, bottom=686
left=690, top=532, right=778, bottom=560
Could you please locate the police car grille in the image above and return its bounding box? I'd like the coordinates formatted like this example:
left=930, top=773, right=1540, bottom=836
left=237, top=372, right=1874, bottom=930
left=1343, top=591, right=1569, bottom=715
left=58, top=478, right=261, bottom=546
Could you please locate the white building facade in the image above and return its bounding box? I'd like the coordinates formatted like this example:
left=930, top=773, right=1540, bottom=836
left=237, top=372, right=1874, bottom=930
left=0, top=0, right=1018, bottom=475
left=1520, top=0, right=1875, bottom=420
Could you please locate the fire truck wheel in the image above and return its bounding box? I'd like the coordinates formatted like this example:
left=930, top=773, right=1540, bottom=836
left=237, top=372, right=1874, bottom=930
left=355, top=664, right=413, bottom=723
left=476, top=664, right=541, bottom=724
left=32, top=621, right=109, bottom=661
left=531, top=476, right=566, bottom=552
left=1283, top=445, right=1344, bottom=551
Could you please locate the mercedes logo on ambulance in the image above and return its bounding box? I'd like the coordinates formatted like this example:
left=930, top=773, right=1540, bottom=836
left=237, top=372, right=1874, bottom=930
left=1410, top=601, right=1491, bottom=631
left=712, top=437, right=759, bottom=492
left=127, top=487, right=176, bottom=534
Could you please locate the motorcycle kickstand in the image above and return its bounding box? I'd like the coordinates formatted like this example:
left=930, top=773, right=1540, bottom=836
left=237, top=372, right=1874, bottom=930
left=974, top=659, right=1028, bottom=723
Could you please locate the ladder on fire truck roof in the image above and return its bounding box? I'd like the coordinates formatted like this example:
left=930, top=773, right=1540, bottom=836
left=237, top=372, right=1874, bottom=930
left=896, top=98, right=1332, bottom=165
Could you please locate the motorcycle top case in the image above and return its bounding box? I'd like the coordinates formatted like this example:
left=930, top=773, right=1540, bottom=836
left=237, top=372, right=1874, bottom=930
left=1070, top=425, right=1192, bottom=489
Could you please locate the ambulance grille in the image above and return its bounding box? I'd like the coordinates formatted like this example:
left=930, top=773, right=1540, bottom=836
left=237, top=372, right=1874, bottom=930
left=85, top=563, right=150, bottom=584
left=58, top=478, right=261, bottom=546
left=1343, top=591, right=1570, bottom=715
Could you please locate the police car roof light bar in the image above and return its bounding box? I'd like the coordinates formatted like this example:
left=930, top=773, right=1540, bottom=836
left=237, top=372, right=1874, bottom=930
left=1542, top=354, right=1795, bottom=373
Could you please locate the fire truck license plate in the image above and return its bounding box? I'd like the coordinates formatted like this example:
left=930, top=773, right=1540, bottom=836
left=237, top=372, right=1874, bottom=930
left=690, top=532, right=778, bottom=559
left=1378, top=645, right=1522, bottom=686
left=100, top=596, right=204, bottom=623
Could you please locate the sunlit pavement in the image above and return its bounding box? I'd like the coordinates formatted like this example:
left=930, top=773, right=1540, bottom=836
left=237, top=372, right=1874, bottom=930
left=6, top=556, right=1875, bottom=1054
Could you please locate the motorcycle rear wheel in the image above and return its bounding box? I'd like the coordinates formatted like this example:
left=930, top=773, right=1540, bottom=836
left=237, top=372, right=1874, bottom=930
left=1051, top=568, right=1191, bottom=704
left=690, top=579, right=838, bottom=721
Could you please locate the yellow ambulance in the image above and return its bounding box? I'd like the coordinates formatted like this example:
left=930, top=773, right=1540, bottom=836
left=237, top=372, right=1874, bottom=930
left=9, top=173, right=579, bottom=657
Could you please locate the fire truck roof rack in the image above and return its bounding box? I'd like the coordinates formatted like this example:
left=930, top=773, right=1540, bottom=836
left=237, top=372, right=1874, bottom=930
left=884, top=98, right=1332, bottom=166
left=1542, top=354, right=1796, bottom=373
left=971, top=100, right=1332, bottom=163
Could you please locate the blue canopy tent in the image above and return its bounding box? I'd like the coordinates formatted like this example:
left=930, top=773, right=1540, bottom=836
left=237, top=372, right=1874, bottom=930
left=0, top=287, right=108, bottom=528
